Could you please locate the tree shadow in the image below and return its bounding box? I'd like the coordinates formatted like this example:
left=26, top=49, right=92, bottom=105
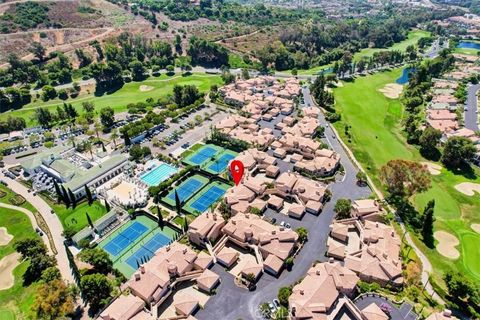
left=444, top=162, right=477, bottom=180
left=420, top=148, right=441, bottom=162
left=94, top=81, right=124, bottom=97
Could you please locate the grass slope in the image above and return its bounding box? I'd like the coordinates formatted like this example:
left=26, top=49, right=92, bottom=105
left=332, top=69, right=480, bottom=286
left=1, top=73, right=223, bottom=126
left=0, top=186, right=41, bottom=319
left=353, top=30, right=431, bottom=61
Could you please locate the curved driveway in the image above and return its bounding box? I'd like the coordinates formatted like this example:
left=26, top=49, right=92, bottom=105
left=196, top=87, right=371, bottom=320
left=0, top=173, right=74, bottom=284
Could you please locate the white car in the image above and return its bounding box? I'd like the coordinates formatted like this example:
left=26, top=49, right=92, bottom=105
left=280, top=221, right=286, bottom=227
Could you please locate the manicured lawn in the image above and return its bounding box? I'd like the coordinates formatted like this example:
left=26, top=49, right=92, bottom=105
left=332, top=69, right=480, bottom=286
left=1, top=73, right=223, bottom=127
left=0, top=191, right=41, bottom=319
left=50, top=199, right=108, bottom=233
left=453, top=47, right=479, bottom=55
left=353, top=30, right=431, bottom=61
left=332, top=69, right=420, bottom=185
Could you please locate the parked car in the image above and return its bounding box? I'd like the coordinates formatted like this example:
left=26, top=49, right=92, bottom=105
left=285, top=223, right=291, bottom=229
left=280, top=221, right=285, bottom=227
left=273, top=299, right=280, bottom=310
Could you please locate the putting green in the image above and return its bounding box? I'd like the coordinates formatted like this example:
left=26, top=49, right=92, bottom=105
left=0, top=309, right=15, bottom=320
left=461, top=233, right=480, bottom=279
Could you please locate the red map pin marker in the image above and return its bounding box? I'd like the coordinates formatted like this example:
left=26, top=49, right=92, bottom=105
left=230, top=160, right=244, bottom=186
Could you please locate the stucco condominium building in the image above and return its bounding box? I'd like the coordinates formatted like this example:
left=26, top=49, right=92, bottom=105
left=288, top=259, right=359, bottom=320
left=221, top=212, right=299, bottom=276
left=100, top=243, right=218, bottom=320
left=327, top=219, right=403, bottom=287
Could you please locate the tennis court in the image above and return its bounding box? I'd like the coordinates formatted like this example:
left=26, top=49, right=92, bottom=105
left=163, top=174, right=209, bottom=207
left=98, top=216, right=178, bottom=277
left=102, top=221, right=148, bottom=257
left=184, top=181, right=230, bottom=215
left=205, top=151, right=237, bottom=174
left=184, top=145, right=220, bottom=166
left=125, top=232, right=171, bottom=269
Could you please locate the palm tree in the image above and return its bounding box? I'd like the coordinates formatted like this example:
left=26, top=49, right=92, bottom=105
left=68, top=136, right=76, bottom=148
left=94, top=120, right=102, bottom=139
left=84, top=140, right=93, bottom=159
left=110, top=129, right=118, bottom=148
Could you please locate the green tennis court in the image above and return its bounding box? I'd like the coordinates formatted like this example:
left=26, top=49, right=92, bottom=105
left=162, top=174, right=209, bottom=207
left=184, top=181, right=231, bottom=215
left=98, top=216, right=178, bottom=277
left=203, top=149, right=238, bottom=174
left=183, top=144, right=222, bottom=166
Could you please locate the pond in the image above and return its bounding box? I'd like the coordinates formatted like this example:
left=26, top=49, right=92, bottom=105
left=396, top=67, right=415, bottom=85
left=457, top=41, right=480, bottom=50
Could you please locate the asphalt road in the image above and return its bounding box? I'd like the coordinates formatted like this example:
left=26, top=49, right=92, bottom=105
left=464, top=84, right=480, bottom=132
left=196, top=87, right=371, bottom=320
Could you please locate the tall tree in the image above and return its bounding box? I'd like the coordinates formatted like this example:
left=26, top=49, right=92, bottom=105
left=84, top=184, right=93, bottom=206
left=80, top=273, right=112, bottom=311
left=419, top=127, right=442, bottom=160
left=61, top=185, right=71, bottom=208
left=175, top=190, right=182, bottom=216
left=33, top=279, right=75, bottom=320
left=380, top=159, right=431, bottom=197
left=421, top=200, right=435, bottom=248
left=105, top=199, right=111, bottom=212
left=334, top=198, right=352, bottom=219
left=442, top=136, right=476, bottom=168
left=78, top=248, right=112, bottom=274
left=53, top=180, right=63, bottom=204
left=157, top=206, right=164, bottom=229
left=68, top=189, right=77, bottom=209
left=86, top=212, right=94, bottom=230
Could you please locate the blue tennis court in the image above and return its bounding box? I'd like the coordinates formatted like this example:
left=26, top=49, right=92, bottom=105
left=168, top=178, right=204, bottom=202
left=125, top=233, right=171, bottom=269
left=190, top=185, right=227, bottom=213
left=103, top=221, right=148, bottom=256
left=207, top=153, right=236, bottom=174
left=188, top=146, right=218, bottom=165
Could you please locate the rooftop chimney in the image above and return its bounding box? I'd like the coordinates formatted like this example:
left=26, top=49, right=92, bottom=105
left=140, top=265, right=145, bottom=274
left=329, top=257, right=334, bottom=264
left=300, top=290, right=304, bottom=295
left=134, top=272, right=141, bottom=281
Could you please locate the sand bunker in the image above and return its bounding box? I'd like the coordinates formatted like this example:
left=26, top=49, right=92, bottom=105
left=379, top=83, right=403, bottom=99
left=0, top=227, right=13, bottom=246
left=434, top=231, right=460, bottom=259
left=471, top=224, right=480, bottom=233
left=454, top=182, right=480, bottom=196
left=421, top=162, right=442, bottom=175
left=0, top=252, right=21, bottom=290
left=139, top=85, right=154, bottom=92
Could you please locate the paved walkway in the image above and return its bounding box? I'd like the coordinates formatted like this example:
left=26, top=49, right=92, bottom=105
left=0, top=174, right=75, bottom=284
left=465, top=84, right=480, bottom=132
